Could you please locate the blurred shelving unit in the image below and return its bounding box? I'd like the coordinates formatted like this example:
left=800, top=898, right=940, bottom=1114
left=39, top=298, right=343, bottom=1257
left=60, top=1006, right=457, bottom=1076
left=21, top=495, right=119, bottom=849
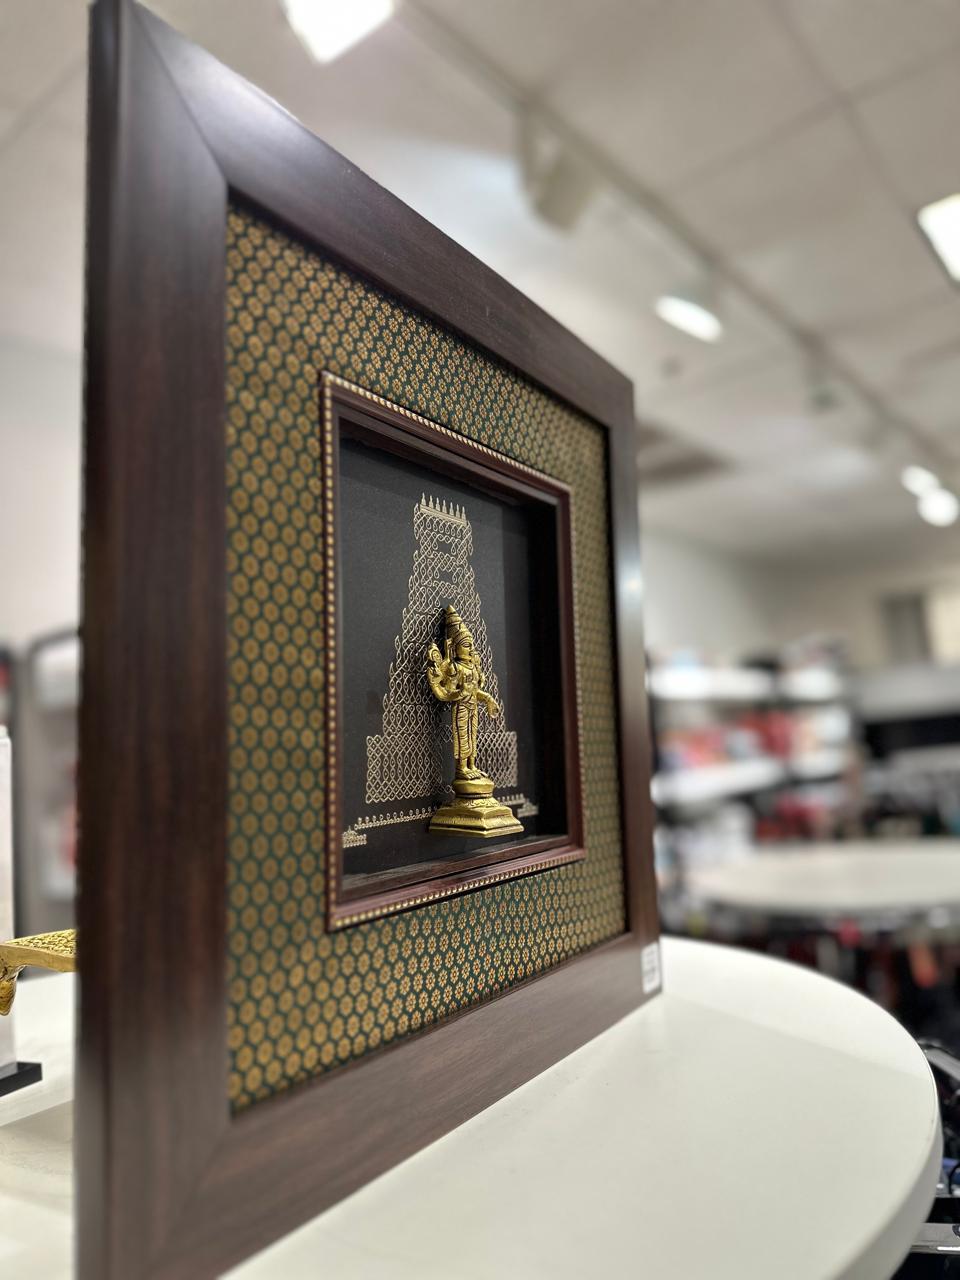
left=855, top=661, right=960, bottom=840
left=652, top=650, right=960, bottom=1049
left=789, top=745, right=849, bottom=781
left=650, top=657, right=854, bottom=807
left=649, top=647, right=859, bottom=907
left=0, top=650, right=12, bottom=732
left=779, top=667, right=845, bottom=703
left=648, top=665, right=775, bottom=704
left=651, top=756, right=785, bottom=807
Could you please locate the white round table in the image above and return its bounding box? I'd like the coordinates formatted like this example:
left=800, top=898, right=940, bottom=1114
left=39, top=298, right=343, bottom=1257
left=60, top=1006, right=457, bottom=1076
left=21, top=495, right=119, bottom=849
left=687, top=840, right=960, bottom=927
left=0, top=939, right=941, bottom=1280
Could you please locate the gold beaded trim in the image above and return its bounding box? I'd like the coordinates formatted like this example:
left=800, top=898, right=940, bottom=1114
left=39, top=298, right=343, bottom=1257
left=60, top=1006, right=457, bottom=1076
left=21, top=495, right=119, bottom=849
left=331, top=851, right=582, bottom=927
left=323, top=372, right=560, bottom=485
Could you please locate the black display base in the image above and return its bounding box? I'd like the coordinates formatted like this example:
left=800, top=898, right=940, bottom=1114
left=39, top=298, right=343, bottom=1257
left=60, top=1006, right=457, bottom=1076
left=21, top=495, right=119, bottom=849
left=0, top=1061, right=42, bottom=1096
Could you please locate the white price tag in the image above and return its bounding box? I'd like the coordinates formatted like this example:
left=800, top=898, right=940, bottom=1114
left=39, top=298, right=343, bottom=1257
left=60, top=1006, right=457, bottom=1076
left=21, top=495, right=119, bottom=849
left=641, top=941, right=661, bottom=995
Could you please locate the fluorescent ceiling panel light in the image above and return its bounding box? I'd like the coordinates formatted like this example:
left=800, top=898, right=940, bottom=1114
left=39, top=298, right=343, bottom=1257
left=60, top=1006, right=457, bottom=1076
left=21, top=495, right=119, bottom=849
left=901, top=464, right=940, bottom=496
left=918, top=487, right=960, bottom=527
left=918, top=193, right=960, bottom=281
left=282, top=0, right=394, bottom=63
left=654, top=293, right=723, bottom=343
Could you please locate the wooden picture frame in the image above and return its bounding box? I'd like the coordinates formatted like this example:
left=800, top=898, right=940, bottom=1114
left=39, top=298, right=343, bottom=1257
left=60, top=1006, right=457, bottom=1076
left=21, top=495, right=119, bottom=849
left=79, top=3, right=659, bottom=1277
left=325, top=375, right=585, bottom=929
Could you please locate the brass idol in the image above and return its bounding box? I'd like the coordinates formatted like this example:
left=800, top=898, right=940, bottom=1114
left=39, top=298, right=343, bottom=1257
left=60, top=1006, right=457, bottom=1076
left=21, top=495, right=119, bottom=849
left=426, top=606, right=524, bottom=839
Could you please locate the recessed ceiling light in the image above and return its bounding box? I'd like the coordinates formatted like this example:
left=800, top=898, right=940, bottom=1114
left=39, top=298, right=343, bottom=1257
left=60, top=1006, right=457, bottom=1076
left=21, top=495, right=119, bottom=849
left=918, top=487, right=960, bottom=527
left=901, top=464, right=940, bottom=496
left=282, top=0, right=394, bottom=63
left=654, top=292, right=723, bottom=344
left=918, top=193, right=960, bottom=281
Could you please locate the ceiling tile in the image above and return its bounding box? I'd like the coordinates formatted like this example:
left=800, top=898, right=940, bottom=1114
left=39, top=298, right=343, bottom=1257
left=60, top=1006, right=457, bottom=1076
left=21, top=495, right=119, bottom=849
left=641, top=456, right=919, bottom=562
left=642, top=352, right=870, bottom=463
left=413, top=0, right=632, bottom=94
left=889, top=353, right=960, bottom=453
left=641, top=472, right=852, bottom=558
left=42, top=61, right=86, bottom=134
left=0, top=105, right=18, bottom=145
left=503, top=201, right=788, bottom=402
left=775, top=0, right=960, bottom=94
left=832, top=293, right=960, bottom=392
left=0, top=0, right=86, bottom=116
left=544, top=0, right=832, bottom=190
left=670, top=110, right=949, bottom=331
left=855, top=52, right=960, bottom=210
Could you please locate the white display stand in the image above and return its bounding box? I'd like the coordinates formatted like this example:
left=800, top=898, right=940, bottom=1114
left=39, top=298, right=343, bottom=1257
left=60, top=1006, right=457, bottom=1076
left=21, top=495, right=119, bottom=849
left=0, top=939, right=939, bottom=1279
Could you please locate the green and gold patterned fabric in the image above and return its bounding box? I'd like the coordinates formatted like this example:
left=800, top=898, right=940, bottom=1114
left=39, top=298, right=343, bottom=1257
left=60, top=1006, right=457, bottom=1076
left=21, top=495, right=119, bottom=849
left=225, top=206, right=626, bottom=1110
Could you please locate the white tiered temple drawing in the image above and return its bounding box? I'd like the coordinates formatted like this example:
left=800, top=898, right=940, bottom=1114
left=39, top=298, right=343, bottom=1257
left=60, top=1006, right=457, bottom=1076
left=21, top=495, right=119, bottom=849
left=343, top=494, right=536, bottom=848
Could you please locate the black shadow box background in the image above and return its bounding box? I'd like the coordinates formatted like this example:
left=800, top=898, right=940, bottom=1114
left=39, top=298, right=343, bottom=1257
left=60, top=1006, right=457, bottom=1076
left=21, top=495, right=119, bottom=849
left=338, top=432, right=568, bottom=883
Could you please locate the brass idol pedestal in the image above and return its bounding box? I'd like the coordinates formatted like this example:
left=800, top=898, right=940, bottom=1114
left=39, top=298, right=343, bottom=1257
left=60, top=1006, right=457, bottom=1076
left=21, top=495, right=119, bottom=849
left=429, top=776, right=524, bottom=839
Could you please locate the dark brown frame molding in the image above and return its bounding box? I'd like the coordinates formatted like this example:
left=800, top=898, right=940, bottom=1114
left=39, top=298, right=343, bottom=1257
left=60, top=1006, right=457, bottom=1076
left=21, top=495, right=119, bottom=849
left=325, top=375, right=585, bottom=929
left=79, top=3, right=660, bottom=1277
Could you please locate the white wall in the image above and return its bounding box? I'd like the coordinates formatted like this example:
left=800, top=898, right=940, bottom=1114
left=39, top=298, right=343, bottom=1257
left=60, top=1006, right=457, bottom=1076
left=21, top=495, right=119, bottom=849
left=0, top=337, right=82, bottom=649
left=641, top=527, right=776, bottom=660
left=640, top=527, right=960, bottom=672
left=760, top=555, right=960, bottom=671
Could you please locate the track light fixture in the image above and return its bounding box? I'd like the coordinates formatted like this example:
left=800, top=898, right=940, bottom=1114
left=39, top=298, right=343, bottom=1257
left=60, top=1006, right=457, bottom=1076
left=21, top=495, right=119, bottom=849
left=517, top=111, right=598, bottom=233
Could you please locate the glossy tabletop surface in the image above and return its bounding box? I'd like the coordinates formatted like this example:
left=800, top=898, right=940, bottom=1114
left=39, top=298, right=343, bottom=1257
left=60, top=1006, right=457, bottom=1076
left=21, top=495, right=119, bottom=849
left=232, top=937, right=939, bottom=1280
left=0, top=938, right=941, bottom=1280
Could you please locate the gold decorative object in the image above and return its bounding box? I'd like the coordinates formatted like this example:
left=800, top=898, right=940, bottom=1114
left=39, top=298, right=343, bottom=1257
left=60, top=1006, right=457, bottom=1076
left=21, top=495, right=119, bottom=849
left=425, top=606, right=525, bottom=839
left=0, top=929, right=76, bottom=1015
left=362, top=493, right=518, bottom=810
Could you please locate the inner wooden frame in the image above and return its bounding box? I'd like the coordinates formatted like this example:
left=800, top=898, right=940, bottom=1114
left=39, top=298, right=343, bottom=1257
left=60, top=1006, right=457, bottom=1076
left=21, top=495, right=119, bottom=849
left=324, top=376, right=585, bottom=929
left=79, top=3, right=659, bottom=1278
